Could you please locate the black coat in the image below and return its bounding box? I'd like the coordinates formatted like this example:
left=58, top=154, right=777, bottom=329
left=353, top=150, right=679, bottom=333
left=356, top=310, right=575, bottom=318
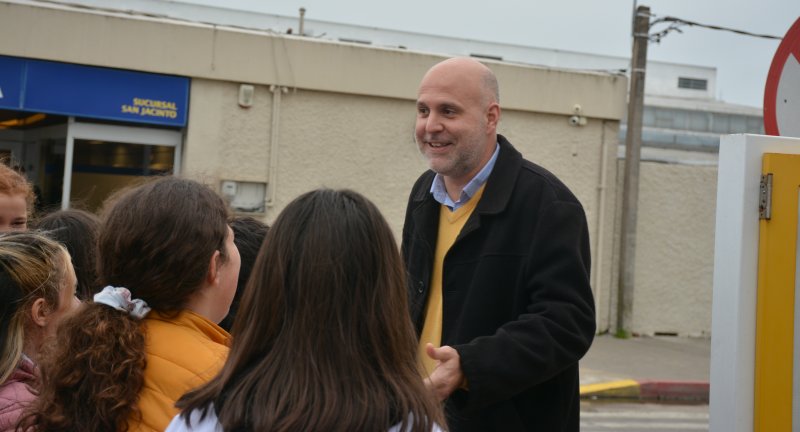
left=402, top=135, right=596, bottom=431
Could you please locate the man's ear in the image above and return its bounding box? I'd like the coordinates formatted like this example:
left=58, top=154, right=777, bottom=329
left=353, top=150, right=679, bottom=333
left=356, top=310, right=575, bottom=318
left=206, top=250, right=221, bottom=286
left=30, top=298, right=49, bottom=328
left=486, top=103, right=501, bottom=132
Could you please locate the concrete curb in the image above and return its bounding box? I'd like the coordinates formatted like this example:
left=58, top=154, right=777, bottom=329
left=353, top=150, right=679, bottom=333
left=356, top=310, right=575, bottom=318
left=580, top=379, right=709, bottom=403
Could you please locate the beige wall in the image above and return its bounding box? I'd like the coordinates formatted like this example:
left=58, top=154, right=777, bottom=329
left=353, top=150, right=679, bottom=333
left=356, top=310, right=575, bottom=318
left=184, top=82, right=421, bottom=230
left=609, top=160, right=718, bottom=336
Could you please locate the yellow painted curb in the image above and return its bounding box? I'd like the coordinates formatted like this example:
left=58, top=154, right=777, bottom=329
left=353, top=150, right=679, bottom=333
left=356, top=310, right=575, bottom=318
left=580, top=379, right=641, bottom=398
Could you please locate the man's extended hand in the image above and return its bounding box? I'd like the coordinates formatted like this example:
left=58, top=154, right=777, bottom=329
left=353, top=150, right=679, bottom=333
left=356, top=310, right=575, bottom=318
left=423, top=343, right=465, bottom=401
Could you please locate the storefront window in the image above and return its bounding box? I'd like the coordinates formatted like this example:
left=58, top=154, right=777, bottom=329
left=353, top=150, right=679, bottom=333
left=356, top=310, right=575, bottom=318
left=70, top=139, right=175, bottom=211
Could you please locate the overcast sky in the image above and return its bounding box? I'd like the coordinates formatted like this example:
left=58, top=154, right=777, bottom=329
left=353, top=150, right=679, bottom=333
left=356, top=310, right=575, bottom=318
left=177, top=0, right=798, bottom=109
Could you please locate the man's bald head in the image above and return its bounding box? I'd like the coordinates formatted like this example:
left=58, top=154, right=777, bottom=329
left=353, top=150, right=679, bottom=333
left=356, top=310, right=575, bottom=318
left=421, top=58, right=499, bottom=105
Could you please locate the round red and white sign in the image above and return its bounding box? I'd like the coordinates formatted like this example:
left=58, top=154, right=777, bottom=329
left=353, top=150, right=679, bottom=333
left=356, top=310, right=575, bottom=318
left=764, top=18, right=800, bottom=137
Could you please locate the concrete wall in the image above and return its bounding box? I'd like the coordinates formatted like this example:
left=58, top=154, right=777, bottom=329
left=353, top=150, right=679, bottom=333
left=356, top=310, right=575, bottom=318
left=184, top=82, right=419, bottom=231
left=609, top=159, right=718, bottom=336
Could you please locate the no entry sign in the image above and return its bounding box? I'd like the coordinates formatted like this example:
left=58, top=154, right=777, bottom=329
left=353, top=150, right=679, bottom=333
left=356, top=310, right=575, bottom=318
left=765, top=18, right=800, bottom=137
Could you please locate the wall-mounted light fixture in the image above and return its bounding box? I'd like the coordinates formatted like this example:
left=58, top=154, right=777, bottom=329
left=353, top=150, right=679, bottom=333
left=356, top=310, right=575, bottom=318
left=238, top=84, right=255, bottom=108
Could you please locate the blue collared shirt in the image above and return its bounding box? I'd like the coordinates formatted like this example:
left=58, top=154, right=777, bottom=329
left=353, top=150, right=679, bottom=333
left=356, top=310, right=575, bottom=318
left=430, top=143, right=500, bottom=211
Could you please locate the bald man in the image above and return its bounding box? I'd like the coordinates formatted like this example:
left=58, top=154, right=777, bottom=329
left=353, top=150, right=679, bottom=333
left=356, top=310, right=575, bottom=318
left=402, top=57, right=596, bottom=431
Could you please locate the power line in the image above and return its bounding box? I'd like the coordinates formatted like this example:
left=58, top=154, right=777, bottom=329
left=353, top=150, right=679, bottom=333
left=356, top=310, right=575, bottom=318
left=648, top=14, right=783, bottom=43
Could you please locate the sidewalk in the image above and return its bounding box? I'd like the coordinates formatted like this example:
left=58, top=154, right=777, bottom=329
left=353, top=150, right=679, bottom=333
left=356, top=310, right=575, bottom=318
left=579, top=334, right=711, bottom=403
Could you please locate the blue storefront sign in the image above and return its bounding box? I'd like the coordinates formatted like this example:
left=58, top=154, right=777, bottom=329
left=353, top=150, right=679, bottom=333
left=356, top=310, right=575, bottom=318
left=0, top=55, right=188, bottom=127
left=0, top=56, right=25, bottom=110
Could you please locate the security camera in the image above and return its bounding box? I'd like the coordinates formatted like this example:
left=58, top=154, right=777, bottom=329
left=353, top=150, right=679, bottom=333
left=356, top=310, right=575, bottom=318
left=568, top=115, right=587, bottom=127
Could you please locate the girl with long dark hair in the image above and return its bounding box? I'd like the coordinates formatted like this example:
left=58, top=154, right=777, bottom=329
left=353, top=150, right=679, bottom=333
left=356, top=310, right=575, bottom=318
left=169, top=189, right=445, bottom=432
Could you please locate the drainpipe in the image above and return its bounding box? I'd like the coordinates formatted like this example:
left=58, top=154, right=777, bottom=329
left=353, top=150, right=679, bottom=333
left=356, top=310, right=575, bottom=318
left=594, top=120, right=611, bottom=331
left=266, top=85, right=286, bottom=209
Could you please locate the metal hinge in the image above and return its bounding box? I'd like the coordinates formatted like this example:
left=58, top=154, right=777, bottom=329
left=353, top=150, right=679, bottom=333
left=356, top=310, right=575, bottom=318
left=759, top=173, right=773, bottom=220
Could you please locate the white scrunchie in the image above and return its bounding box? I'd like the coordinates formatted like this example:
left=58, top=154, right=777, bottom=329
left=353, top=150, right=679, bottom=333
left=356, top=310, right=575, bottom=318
left=93, top=286, right=151, bottom=319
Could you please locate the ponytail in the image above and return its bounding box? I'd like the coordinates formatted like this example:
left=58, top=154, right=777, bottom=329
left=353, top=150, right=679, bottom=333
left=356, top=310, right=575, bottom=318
left=18, top=304, right=146, bottom=431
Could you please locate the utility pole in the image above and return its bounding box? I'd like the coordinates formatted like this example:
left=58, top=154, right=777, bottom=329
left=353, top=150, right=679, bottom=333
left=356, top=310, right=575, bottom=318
left=616, top=5, right=650, bottom=338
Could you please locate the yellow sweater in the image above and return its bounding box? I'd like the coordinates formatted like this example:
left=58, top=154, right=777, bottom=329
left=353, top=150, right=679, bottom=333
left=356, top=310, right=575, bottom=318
left=418, top=185, right=485, bottom=376
left=128, top=310, right=230, bottom=432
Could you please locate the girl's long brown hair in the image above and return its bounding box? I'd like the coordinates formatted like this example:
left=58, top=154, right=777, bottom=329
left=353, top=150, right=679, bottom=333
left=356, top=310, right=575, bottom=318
left=18, top=177, right=230, bottom=432
left=178, top=189, right=445, bottom=431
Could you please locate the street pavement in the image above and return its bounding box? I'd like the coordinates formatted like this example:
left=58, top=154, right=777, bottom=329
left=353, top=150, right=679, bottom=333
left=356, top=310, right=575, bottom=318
left=579, top=334, right=711, bottom=403
left=580, top=401, right=708, bottom=431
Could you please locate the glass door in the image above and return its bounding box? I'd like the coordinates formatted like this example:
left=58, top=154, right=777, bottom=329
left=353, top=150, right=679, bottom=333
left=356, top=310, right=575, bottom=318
left=63, top=119, right=182, bottom=210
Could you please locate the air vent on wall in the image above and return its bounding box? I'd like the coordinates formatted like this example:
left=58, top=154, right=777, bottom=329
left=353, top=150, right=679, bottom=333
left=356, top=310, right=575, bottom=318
left=678, top=77, right=708, bottom=91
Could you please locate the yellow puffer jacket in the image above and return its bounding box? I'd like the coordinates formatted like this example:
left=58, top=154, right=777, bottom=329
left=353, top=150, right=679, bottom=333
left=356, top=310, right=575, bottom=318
left=127, top=310, right=230, bottom=432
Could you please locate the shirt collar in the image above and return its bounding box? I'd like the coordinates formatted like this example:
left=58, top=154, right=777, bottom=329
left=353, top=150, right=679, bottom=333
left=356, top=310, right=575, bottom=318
left=430, top=142, right=500, bottom=211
